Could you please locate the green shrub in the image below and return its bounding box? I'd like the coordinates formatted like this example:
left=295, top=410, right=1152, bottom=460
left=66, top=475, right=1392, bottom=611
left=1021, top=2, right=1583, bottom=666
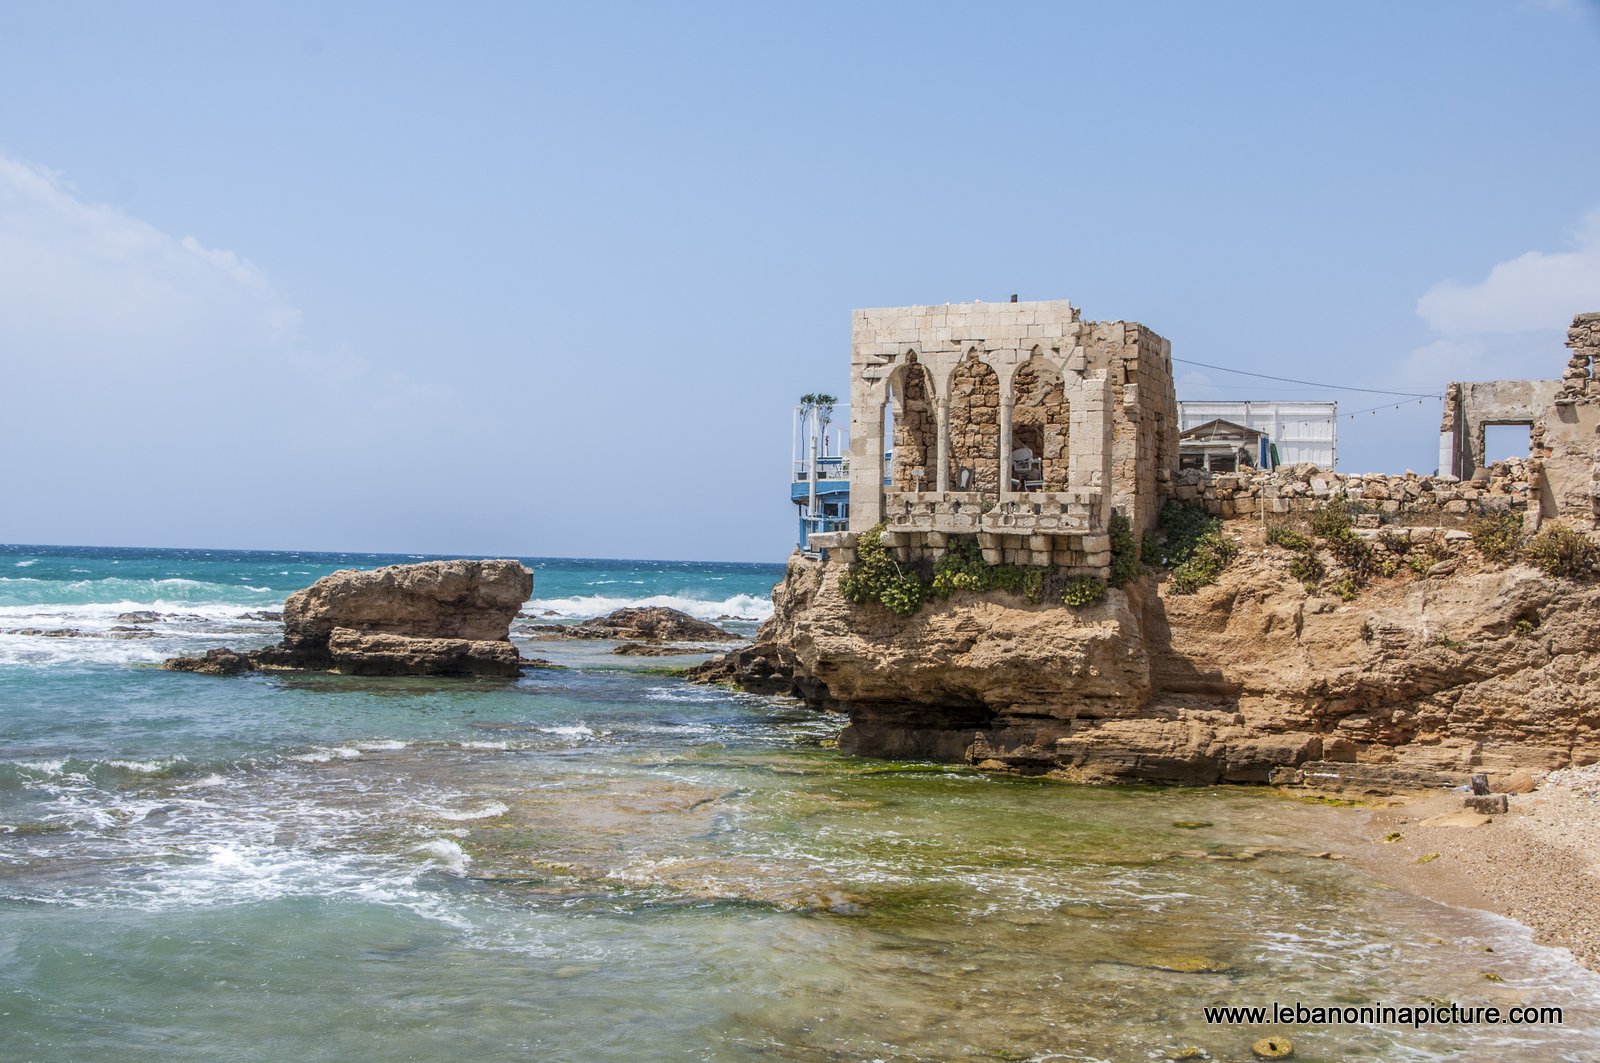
left=929, top=536, right=1047, bottom=604
left=1471, top=509, right=1525, bottom=564
left=840, top=525, right=926, bottom=616
left=1524, top=525, right=1600, bottom=580
left=1265, top=524, right=1313, bottom=551
left=1309, top=499, right=1375, bottom=589
left=1309, top=501, right=1356, bottom=542
left=1331, top=575, right=1362, bottom=602
left=1153, top=502, right=1238, bottom=595
left=1168, top=534, right=1238, bottom=594
left=1289, top=550, right=1326, bottom=590
left=1107, top=512, right=1143, bottom=587
left=1378, top=528, right=1413, bottom=556
left=1407, top=552, right=1439, bottom=576
left=1061, top=575, right=1108, bottom=607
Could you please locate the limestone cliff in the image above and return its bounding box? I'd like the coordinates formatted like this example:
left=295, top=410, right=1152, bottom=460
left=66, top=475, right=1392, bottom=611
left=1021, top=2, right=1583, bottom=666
left=693, top=527, right=1600, bottom=790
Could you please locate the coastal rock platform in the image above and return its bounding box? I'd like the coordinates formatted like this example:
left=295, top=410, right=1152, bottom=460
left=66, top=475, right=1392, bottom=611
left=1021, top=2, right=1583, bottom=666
left=691, top=531, right=1600, bottom=792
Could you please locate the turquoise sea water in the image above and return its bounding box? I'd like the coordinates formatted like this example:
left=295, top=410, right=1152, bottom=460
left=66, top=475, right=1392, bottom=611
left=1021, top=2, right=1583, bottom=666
left=3, top=544, right=1600, bottom=1061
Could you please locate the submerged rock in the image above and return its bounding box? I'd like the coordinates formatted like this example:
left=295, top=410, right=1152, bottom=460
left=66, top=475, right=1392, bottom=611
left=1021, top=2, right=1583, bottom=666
left=568, top=607, right=739, bottom=643
left=162, top=647, right=256, bottom=676
left=163, top=559, right=532, bottom=678
left=612, top=642, right=691, bottom=656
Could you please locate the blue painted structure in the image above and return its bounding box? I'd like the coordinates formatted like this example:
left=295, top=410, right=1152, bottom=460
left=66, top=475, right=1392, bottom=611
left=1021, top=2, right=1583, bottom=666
left=792, top=402, right=895, bottom=551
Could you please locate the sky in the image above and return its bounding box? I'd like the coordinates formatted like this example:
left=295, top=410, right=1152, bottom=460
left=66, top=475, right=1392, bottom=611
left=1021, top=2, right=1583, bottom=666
left=1, top=1, right=1597, bottom=562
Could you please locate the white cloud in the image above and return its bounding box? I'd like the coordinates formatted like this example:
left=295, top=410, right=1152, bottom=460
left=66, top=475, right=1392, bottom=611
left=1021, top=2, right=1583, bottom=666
left=1415, top=208, right=1600, bottom=338
left=1402, top=208, right=1600, bottom=384
left=0, top=152, right=483, bottom=549
left=0, top=156, right=300, bottom=365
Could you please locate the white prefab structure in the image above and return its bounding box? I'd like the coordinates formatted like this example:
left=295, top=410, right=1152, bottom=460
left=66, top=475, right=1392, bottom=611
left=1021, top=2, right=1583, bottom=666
left=1177, top=400, right=1338, bottom=469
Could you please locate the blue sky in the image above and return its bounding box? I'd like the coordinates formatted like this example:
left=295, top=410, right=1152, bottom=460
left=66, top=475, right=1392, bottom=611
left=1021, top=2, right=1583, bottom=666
left=2, top=1, right=1597, bottom=561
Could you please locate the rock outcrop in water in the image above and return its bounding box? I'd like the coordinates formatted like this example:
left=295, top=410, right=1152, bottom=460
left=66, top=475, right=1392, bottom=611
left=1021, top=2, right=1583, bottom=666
left=567, top=606, right=740, bottom=643
left=163, top=559, right=533, bottom=678
left=691, top=530, right=1600, bottom=791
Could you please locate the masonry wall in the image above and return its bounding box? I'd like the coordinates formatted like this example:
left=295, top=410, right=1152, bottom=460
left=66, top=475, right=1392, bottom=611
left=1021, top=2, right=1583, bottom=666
left=1438, top=379, right=1562, bottom=480
left=846, top=299, right=1176, bottom=570
left=1541, top=312, right=1600, bottom=530
left=1169, top=462, right=1539, bottom=526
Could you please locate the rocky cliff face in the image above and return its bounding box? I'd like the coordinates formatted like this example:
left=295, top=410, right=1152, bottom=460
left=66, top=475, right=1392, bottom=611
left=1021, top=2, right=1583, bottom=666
left=694, top=529, right=1600, bottom=790
left=165, top=559, right=533, bottom=678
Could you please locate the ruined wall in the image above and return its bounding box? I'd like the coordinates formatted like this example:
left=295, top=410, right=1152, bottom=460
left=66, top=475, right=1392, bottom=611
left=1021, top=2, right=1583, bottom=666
left=846, top=299, right=1176, bottom=568
left=1083, top=322, right=1176, bottom=539
left=891, top=361, right=937, bottom=493
left=1009, top=358, right=1071, bottom=490
left=1541, top=313, right=1600, bottom=530
left=1438, top=379, right=1562, bottom=480
left=947, top=356, right=1000, bottom=493
left=1169, top=462, right=1538, bottom=525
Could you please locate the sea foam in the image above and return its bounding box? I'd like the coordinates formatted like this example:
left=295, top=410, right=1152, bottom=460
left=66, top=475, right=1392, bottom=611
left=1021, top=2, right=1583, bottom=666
left=524, top=592, right=771, bottom=622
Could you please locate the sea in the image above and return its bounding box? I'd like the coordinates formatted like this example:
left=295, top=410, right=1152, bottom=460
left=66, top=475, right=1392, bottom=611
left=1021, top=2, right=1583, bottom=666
left=3, top=543, right=1600, bottom=1062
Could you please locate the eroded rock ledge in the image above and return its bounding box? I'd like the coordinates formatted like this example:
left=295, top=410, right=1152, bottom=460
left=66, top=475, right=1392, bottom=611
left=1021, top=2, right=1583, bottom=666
left=691, top=529, right=1600, bottom=792
left=163, top=559, right=533, bottom=678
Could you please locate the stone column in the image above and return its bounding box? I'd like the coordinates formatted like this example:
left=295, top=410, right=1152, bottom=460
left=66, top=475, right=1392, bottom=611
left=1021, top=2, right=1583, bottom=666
left=936, top=401, right=950, bottom=493
left=998, top=395, right=1014, bottom=498
left=848, top=394, right=886, bottom=530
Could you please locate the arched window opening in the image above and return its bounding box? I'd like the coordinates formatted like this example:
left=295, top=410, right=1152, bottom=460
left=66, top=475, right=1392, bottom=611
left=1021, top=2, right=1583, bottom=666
left=1010, top=356, right=1069, bottom=491
left=947, top=355, right=1000, bottom=495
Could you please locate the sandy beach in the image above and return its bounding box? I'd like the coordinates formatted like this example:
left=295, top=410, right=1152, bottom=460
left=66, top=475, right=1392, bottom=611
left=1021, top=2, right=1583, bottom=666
left=1351, top=767, right=1600, bottom=972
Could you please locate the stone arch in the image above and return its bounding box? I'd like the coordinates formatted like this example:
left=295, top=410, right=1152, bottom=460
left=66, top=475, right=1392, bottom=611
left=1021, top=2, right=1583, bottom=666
left=1010, top=351, right=1070, bottom=491
left=947, top=351, right=1000, bottom=494
left=886, top=353, right=936, bottom=493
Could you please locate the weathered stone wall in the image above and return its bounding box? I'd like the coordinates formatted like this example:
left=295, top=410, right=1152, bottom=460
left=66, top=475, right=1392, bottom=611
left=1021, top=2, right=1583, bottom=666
left=947, top=356, right=1000, bottom=493
left=846, top=299, right=1175, bottom=568
left=1011, top=358, right=1070, bottom=490
left=891, top=360, right=937, bottom=493
left=1168, top=462, right=1539, bottom=526
left=1083, top=321, right=1176, bottom=539
left=1558, top=311, right=1600, bottom=402
left=1543, top=313, right=1600, bottom=530
left=1438, top=378, right=1561, bottom=479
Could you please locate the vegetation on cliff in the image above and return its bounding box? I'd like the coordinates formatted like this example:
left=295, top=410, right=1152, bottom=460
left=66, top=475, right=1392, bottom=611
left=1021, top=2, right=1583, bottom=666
left=840, top=525, right=1114, bottom=614
left=1146, top=502, right=1238, bottom=594
left=1257, top=500, right=1599, bottom=602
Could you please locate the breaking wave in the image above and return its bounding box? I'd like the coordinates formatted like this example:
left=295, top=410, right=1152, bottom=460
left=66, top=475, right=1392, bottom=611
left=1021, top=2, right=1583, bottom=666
left=524, top=592, right=771, bottom=623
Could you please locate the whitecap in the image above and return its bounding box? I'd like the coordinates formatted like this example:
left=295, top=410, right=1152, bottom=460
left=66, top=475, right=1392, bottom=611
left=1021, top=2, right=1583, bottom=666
left=536, top=724, right=597, bottom=739
left=289, top=747, right=362, bottom=764
left=14, top=559, right=37, bottom=567
left=433, top=801, right=509, bottom=821
left=523, top=591, right=771, bottom=623
left=103, top=756, right=188, bottom=774
left=412, top=839, right=471, bottom=874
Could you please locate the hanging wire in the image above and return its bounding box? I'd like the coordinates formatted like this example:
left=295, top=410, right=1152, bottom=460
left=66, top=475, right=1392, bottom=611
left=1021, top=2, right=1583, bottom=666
left=1173, top=357, right=1441, bottom=399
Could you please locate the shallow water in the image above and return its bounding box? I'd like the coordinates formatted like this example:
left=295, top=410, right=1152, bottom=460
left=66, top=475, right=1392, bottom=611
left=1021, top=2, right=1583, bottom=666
left=3, top=545, right=1598, bottom=1061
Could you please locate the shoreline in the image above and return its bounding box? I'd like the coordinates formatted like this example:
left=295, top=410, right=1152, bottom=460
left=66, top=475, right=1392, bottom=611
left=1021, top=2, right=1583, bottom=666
left=1339, top=768, right=1600, bottom=973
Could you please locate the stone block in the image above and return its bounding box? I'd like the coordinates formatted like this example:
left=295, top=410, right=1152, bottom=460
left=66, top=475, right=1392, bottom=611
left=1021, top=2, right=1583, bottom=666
left=1463, top=794, right=1509, bottom=815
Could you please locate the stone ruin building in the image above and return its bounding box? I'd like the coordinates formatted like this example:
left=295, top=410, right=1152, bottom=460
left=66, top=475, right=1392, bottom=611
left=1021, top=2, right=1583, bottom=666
left=815, top=299, right=1177, bottom=578
left=805, top=301, right=1599, bottom=581
left=1438, top=312, right=1600, bottom=532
